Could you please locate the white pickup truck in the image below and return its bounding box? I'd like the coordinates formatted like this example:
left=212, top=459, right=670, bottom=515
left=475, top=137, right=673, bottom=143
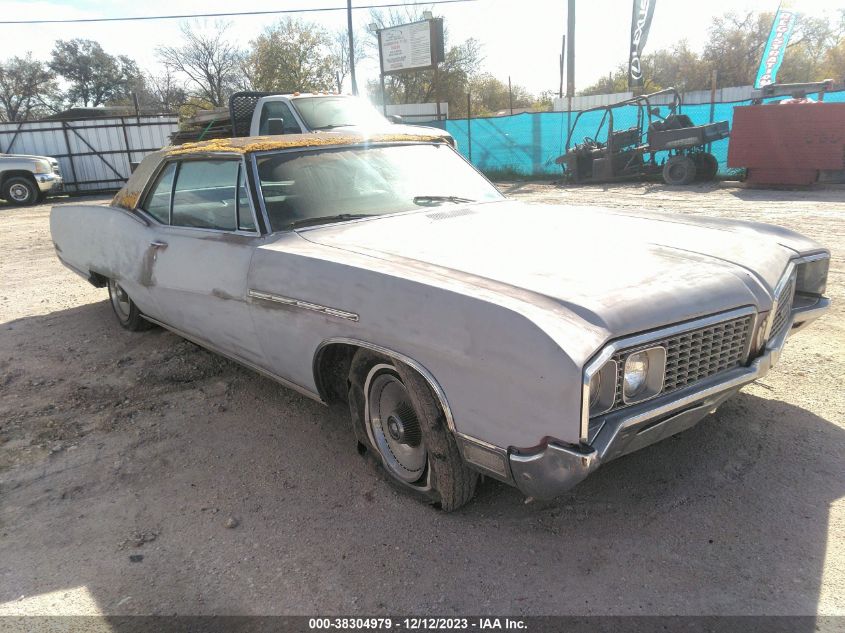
left=232, top=92, right=455, bottom=146
left=0, top=153, right=63, bottom=206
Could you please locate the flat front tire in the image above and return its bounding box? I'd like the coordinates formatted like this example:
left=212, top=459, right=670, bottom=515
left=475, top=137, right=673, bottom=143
left=347, top=350, right=478, bottom=511
left=107, top=279, right=152, bottom=331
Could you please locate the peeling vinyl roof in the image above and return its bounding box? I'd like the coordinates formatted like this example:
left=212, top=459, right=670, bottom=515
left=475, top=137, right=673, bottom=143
left=112, top=132, right=448, bottom=210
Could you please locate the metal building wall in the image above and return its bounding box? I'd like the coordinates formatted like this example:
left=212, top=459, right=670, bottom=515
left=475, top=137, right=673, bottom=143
left=0, top=116, right=179, bottom=193
left=553, top=86, right=757, bottom=112
left=385, top=102, right=449, bottom=122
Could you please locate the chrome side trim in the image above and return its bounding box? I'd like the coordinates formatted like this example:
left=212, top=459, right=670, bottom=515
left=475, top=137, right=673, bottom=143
left=579, top=305, right=756, bottom=442
left=764, top=262, right=796, bottom=342
left=141, top=315, right=325, bottom=404
left=314, top=337, right=456, bottom=433
left=248, top=289, right=359, bottom=322
left=581, top=346, right=616, bottom=441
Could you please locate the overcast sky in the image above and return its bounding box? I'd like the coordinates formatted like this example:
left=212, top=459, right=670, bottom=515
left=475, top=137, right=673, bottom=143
left=1, top=0, right=841, bottom=98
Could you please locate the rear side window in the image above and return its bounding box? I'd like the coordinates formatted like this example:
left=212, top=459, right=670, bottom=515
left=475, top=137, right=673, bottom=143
left=237, top=167, right=255, bottom=231
left=172, top=161, right=239, bottom=230
left=143, top=162, right=176, bottom=223
left=258, top=101, right=301, bottom=135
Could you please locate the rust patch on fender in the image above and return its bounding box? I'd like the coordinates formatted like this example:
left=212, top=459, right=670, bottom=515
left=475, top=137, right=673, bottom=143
left=112, top=189, right=141, bottom=210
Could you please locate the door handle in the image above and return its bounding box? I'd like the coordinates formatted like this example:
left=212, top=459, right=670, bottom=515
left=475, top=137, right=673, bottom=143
left=150, top=240, right=168, bottom=250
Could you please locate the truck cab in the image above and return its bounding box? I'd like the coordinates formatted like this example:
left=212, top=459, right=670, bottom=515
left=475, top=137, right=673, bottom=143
left=0, top=153, right=63, bottom=206
left=243, top=93, right=454, bottom=145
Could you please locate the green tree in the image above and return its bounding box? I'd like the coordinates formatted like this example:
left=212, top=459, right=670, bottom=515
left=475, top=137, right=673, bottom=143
left=0, top=54, right=57, bottom=121
left=49, top=39, right=140, bottom=107
left=580, top=10, right=845, bottom=96
left=245, top=18, right=335, bottom=93
left=467, top=73, right=532, bottom=115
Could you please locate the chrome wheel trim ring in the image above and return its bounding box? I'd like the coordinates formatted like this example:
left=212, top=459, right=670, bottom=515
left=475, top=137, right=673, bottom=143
left=109, top=280, right=132, bottom=322
left=364, top=363, right=428, bottom=485
left=9, top=183, right=31, bottom=202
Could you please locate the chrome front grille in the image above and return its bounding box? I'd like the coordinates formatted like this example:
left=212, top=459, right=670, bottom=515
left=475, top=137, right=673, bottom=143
left=770, top=276, right=796, bottom=341
left=608, top=314, right=753, bottom=411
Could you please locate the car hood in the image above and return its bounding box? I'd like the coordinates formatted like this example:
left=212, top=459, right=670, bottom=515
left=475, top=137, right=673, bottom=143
left=297, top=200, right=808, bottom=338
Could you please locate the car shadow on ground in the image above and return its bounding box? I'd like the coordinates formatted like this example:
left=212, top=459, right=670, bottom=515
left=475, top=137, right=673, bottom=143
left=1, top=301, right=843, bottom=618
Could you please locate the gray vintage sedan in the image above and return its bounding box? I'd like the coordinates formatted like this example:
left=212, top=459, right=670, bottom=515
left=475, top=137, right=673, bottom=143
left=50, top=133, right=831, bottom=510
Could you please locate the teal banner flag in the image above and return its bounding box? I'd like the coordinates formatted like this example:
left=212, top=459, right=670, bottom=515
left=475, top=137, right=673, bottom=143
left=754, top=4, right=799, bottom=89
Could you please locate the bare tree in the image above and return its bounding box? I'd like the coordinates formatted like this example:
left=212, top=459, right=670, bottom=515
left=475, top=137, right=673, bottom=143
left=145, top=69, right=188, bottom=112
left=158, top=22, right=244, bottom=108
left=330, top=29, right=366, bottom=93
left=0, top=54, right=57, bottom=121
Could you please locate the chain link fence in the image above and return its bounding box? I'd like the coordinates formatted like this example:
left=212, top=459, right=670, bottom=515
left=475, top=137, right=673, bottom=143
left=422, top=90, right=845, bottom=178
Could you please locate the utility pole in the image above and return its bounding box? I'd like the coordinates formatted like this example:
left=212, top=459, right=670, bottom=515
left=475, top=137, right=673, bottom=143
left=565, top=0, right=575, bottom=148
left=347, top=0, right=358, bottom=95
left=559, top=35, right=565, bottom=99
left=508, top=76, right=513, bottom=115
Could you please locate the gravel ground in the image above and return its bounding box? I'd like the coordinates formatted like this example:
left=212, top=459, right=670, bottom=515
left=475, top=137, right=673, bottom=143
left=0, top=183, right=843, bottom=616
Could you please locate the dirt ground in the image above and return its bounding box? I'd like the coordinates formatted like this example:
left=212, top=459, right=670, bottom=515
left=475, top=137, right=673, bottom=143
left=0, top=182, right=843, bottom=617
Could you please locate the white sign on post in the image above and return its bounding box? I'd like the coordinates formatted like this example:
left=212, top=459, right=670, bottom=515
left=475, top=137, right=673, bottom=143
left=380, top=21, right=434, bottom=73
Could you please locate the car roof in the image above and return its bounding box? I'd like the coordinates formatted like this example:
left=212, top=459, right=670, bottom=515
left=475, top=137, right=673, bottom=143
left=112, top=132, right=448, bottom=210
left=165, top=132, right=447, bottom=157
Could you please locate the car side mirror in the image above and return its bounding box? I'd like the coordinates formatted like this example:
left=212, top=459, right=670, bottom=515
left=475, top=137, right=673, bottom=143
left=267, top=118, right=285, bottom=135
left=387, top=115, right=403, bottom=124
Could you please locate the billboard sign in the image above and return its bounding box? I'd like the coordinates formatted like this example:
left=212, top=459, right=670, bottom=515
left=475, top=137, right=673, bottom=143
left=378, top=19, right=445, bottom=75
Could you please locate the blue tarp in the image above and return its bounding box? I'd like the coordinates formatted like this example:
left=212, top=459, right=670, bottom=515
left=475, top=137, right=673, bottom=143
left=418, top=89, right=845, bottom=177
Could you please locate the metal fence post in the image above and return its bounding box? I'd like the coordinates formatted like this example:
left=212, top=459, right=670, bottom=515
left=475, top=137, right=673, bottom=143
left=466, top=91, right=472, bottom=163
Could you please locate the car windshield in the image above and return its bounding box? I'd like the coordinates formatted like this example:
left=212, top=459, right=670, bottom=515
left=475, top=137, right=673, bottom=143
left=256, top=143, right=503, bottom=232
left=292, top=96, right=389, bottom=130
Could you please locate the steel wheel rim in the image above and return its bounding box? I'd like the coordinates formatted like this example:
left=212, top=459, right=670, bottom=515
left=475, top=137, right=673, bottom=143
left=109, top=280, right=131, bottom=322
left=668, top=162, right=687, bottom=181
left=365, top=365, right=427, bottom=484
left=9, top=183, right=30, bottom=202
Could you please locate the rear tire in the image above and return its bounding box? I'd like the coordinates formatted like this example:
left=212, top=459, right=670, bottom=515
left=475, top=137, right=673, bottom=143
left=108, top=279, right=152, bottom=332
left=662, top=155, right=697, bottom=185
left=347, top=349, right=478, bottom=511
left=2, top=176, right=38, bottom=206
left=693, top=152, right=719, bottom=182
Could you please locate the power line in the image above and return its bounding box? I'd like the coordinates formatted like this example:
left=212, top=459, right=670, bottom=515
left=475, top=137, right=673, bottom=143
left=0, top=0, right=477, bottom=25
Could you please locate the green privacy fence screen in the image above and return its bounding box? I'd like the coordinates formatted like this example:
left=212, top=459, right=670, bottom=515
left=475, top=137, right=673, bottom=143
left=418, top=90, right=845, bottom=177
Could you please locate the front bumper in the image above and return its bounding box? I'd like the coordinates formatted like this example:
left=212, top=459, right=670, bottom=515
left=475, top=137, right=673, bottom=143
left=509, top=295, right=830, bottom=500
left=35, top=173, right=63, bottom=193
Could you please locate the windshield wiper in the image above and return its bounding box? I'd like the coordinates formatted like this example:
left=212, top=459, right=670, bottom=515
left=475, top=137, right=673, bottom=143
left=288, top=214, right=371, bottom=230
left=413, top=195, right=476, bottom=206
left=311, top=123, right=356, bottom=130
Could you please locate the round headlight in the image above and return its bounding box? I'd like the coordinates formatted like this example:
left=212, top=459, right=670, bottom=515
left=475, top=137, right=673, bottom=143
left=624, top=352, right=650, bottom=398
left=589, top=371, right=601, bottom=407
